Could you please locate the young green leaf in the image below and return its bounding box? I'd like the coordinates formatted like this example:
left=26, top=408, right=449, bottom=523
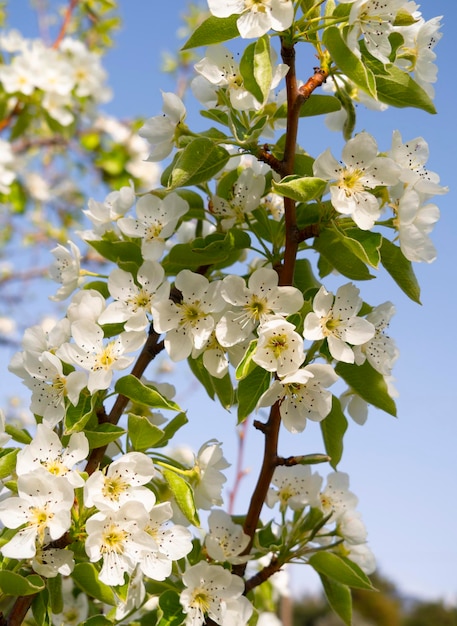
left=182, top=14, right=239, bottom=50
left=115, top=375, right=181, bottom=412
left=335, top=360, right=397, bottom=416
left=168, top=138, right=230, bottom=189
left=380, top=237, right=421, bottom=304
left=161, top=468, right=200, bottom=526
left=320, top=396, right=348, bottom=470
left=310, top=552, right=375, bottom=590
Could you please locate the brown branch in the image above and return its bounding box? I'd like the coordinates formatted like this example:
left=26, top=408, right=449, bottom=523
left=0, top=101, right=22, bottom=134
left=245, top=556, right=282, bottom=594
left=52, top=0, right=80, bottom=49
left=276, top=454, right=331, bottom=466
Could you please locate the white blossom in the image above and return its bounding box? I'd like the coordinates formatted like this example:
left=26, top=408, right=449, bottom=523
left=267, top=465, right=323, bottom=511
left=390, top=130, right=448, bottom=196
left=32, top=547, right=74, bottom=578
left=207, top=0, right=294, bottom=39
left=353, top=301, right=398, bottom=375
left=257, top=363, right=338, bottom=433
left=180, top=561, right=251, bottom=626
left=98, top=260, right=169, bottom=331
left=393, top=188, right=440, bottom=263
left=304, top=283, right=375, bottom=364
left=0, top=470, right=74, bottom=558
left=320, top=472, right=358, bottom=521
left=313, top=131, right=400, bottom=230
left=85, top=501, right=156, bottom=586
left=205, top=509, right=250, bottom=564
left=216, top=267, right=303, bottom=347
left=84, top=451, right=156, bottom=512
left=118, top=192, right=189, bottom=261
left=192, top=440, right=230, bottom=510
left=139, top=91, right=186, bottom=161
left=49, top=241, right=83, bottom=301
left=210, top=168, right=266, bottom=230
left=83, top=183, right=136, bottom=239
left=152, top=270, right=225, bottom=362
left=16, top=424, right=88, bottom=487
left=139, top=501, right=193, bottom=580
left=254, top=317, right=305, bottom=376
left=56, top=320, right=145, bottom=393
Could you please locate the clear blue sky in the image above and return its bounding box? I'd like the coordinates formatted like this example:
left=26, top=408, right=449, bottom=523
left=4, top=0, right=457, bottom=605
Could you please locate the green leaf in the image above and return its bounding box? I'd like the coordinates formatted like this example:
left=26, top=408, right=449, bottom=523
left=380, top=237, right=421, bottom=303
left=72, top=563, right=116, bottom=605
left=162, top=229, right=250, bottom=274
left=319, top=574, right=352, bottom=626
left=309, top=552, right=375, bottom=590
left=274, top=94, right=341, bottom=119
left=157, top=413, right=189, bottom=447
left=323, top=26, right=377, bottom=98
left=115, top=375, right=181, bottom=411
left=157, top=590, right=186, bottom=626
left=88, top=239, right=143, bottom=268
left=336, top=226, right=382, bottom=268
left=360, top=46, right=436, bottom=114
left=65, top=390, right=98, bottom=434
left=211, top=372, right=235, bottom=410
left=168, top=138, right=230, bottom=189
left=83, top=617, right=113, bottom=626
left=294, top=259, right=320, bottom=296
left=5, top=424, right=32, bottom=445
left=235, top=340, right=258, bottom=380
left=47, top=575, right=63, bottom=615
left=335, top=360, right=397, bottom=416
left=128, top=414, right=165, bottom=451
left=272, top=175, right=327, bottom=203
left=0, top=571, right=45, bottom=596
left=237, top=366, right=271, bottom=424
left=320, top=396, right=348, bottom=470
left=0, top=448, right=19, bottom=480
left=239, top=36, right=272, bottom=105
left=161, top=468, right=200, bottom=526
left=83, top=424, right=126, bottom=448
left=314, top=229, right=374, bottom=281
left=182, top=14, right=239, bottom=50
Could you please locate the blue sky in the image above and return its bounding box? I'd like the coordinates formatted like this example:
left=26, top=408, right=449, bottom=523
left=4, top=0, right=457, bottom=605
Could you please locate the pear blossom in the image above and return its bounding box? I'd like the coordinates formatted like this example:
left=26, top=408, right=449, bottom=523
left=0, top=139, right=16, bottom=193
left=338, top=0, right=404, bottom=64
left=313, top=131, right=400, bottom=230
left=16, top=424, right=88, bottom=487
left=339, top=541, right=376, bottom=574
left=205, top=509, right=250, bottom=564
left=192, top=44, right=288, bottom=110
left=180, top=561, right=250, bottom=626
left=56, top=320, right=145, bottom=393
left=216, top=267, right=304, bottom=347
left=49, top=241, right=83, bottom=301
left=21, top=351, right=86, bottom=427
left=0, top=410, right=11, bottom=447
left=139, top=91, right=187, bottom=161
left=84, top=451, right=156, bottom=512
left=191, top=440, right=230, bottom=510
left=353, top=301, right=398, bottom=375
left=207, top=0, right=294, bottom=39
left=66, top=289, right=107, bottom=325
left=340, top=390, right=369, bottom=425
left=210, top=168, right=266, bottom=230
left=320, top=472, right=358, bottom=521
left=85, top=501, right=156, bottom=586
left=0, top=470, right=74, bottom=558
left=390, top=130, right=448, bottom=196
left=32, top=547, right=74, bottom=578
left=304, top=283, right=375, bottom=364
left=395, top=15, right=443, bottom=97
left=267, top=465, right=323, bottom=511
left=152, top=270, right=225, bottom=362
left=98, top=260, right=169, bottom=331
left=393, top=188, right=440, bottom=263
left=83, top=183, right=136, bottom=239
left=118, top=192, right=189, bottom=260
left=257, top=363, right=338, bottom=433
left=337, top=510, right=368, bottom=545
left=139, top=501, right=193, bottom=580
left=253, top=318, right=305, bottom=377
left=60, top=37, right=111, bottom=102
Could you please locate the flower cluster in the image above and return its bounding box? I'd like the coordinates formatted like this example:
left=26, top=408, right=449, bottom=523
left=0, top=31, right=110, bottom=126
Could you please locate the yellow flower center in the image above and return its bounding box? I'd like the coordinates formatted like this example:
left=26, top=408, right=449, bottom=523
left=101, top=524, right=128, bottom=554
left=102, top=475, right=129, bottom=502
